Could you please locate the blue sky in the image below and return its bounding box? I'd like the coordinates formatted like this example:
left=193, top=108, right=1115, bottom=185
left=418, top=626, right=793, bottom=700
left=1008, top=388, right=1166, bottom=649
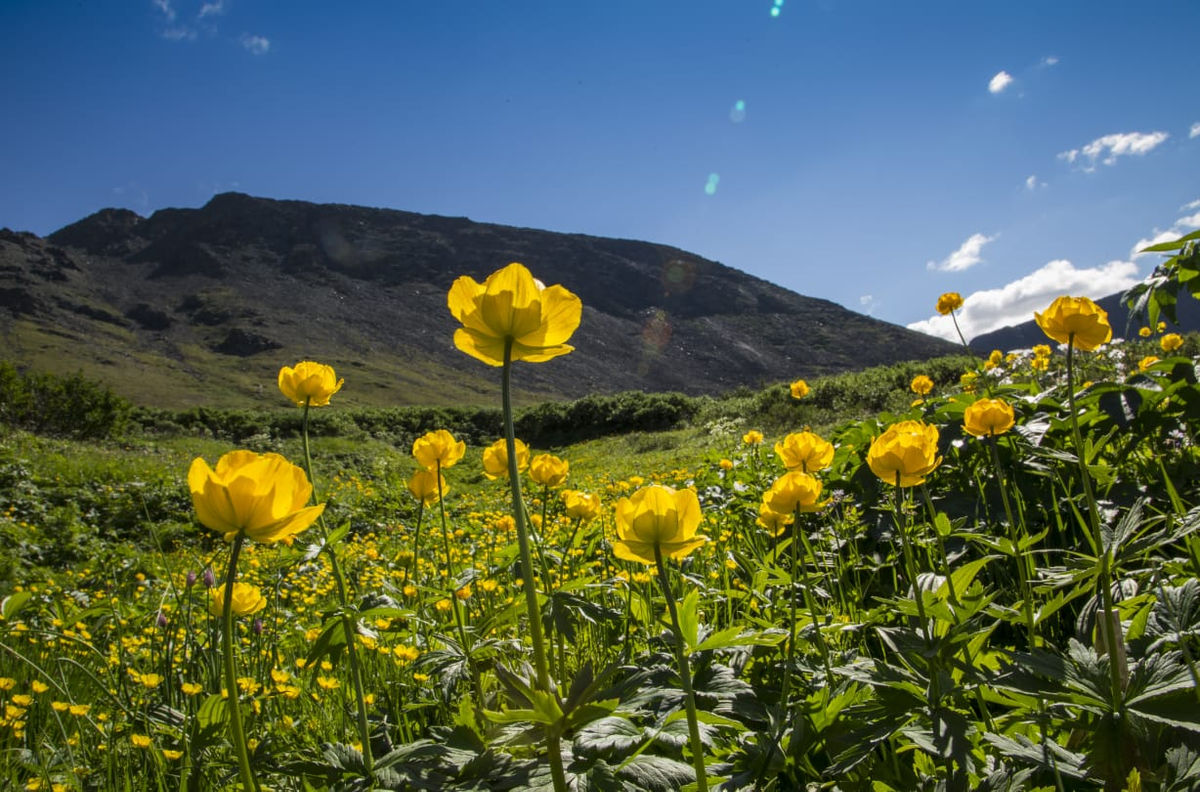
left=2, top=0, right=1198, bottom=341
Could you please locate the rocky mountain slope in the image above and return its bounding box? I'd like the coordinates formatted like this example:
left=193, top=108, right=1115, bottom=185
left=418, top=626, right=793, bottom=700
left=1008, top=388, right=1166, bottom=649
left=1, top=193, right=957, bottom=408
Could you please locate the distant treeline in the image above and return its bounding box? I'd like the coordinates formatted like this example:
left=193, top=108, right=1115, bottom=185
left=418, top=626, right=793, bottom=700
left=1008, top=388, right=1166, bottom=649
left=0, top=356, right=977, bottom=446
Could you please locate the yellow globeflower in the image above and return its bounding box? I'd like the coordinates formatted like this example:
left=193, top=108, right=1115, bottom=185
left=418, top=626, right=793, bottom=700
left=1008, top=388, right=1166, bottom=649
left=562, top=490, right=601, bottom=521
left=774, top=431, right=834, bottom=474
left=762, top=471, right=828, bottom=515
left=407, top=469, right=449, bottom=506
left=936, top=292, right=964, bottom=315
left=1139, top=326, right=1152, bottom=338
left=963, top=398, right=1015, bottom=438
left=867, top=420, right=941, bottom=487
left=482, top=438, right=530, bottom=480
left=755, top=504, right=794, bottom=537
left=188, top=451, right=325, bottom=543
left=1138, top=355, right=1160, bottom=372
left=412, top=429, right=466, bottom=471
left=1033, top=344, right=1052, bottom=358
left=1161, top=333, right=1184, bottom=353
left=277, top=361, right=344, bottom=407
left=910, top=375, right=934, bottom=396
left=1034, top=296, right=1112, bottom=351
left=447, top=261, right=582, bottom=366
left=529, top=453, right=570, bottom=487
left=789, top=379, right=810, bottom=399
left=208, top=583, right=267, bottom=618
left=742, top=430, right=764, bottom=446
left=613, top=485, right=708, bottom=566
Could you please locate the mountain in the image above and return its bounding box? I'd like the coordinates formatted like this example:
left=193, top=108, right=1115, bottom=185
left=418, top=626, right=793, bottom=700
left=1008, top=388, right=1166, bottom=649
left=1, top=193, right=958, bottom=409
left=968, top=291, right=1200, bottom=353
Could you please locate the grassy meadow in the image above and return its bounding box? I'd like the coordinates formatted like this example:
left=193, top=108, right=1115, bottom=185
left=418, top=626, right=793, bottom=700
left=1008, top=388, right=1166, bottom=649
left=2, top=285, right=1200, bottom=791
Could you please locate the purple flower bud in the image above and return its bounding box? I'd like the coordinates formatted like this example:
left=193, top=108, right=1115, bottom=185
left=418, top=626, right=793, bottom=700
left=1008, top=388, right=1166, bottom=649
left=253, top=618, right=264, bottom=636
left=156, top=611, right=169, bottom=629
left=203, top=568, right=217, bottom=589
left=185, top=570, right=197, bottom=588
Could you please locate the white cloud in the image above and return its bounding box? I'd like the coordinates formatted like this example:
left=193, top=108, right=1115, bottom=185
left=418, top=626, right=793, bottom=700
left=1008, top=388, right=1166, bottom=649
left=859, top=294, right=878, bottom=314
left=1132, top=211, right=1200, bottom=258
left=240, top=34, right=270, bottom=55
left=1191, top=122, right=1200, bottom=139
left=1059, top=131, right=1169, bottom=171
left=908, top=259, right=1140, bottom=342
left=1182, top=198, right=1200, bottom=212
left=199, top=0, right=227, bottom=18
left=152, top=0, right=175, bottom=22
left=1041, top=56, right=1059, bottom=67
left=927, top=232, right=997, bottom=273
left=1024, top=174, right=1047, bottom=191
left=988, top=71, right=1013, bottom=94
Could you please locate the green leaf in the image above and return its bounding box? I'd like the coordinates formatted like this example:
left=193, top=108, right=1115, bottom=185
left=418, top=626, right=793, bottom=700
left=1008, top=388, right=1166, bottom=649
left=678, top=589, right=700, bottom=652
left=1, top=591, right=32, bottom=620
left=694, top=626, right=786, bottom=653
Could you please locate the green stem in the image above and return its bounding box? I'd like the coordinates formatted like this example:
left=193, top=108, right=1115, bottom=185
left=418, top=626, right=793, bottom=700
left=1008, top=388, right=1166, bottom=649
left=221, top=533, right=259, bottom=792
left=301, top=401, right=374, bottom=775
left=502, top=339, right=567, bottom=792
left=986, top=436, right=1037, bottom=649
left=893, top=481, right=930, bottom=640
left=437, top=461, right=482, bottom=710
left=653, top=544, right=710, bottom=792
left=1065, top=339, right=1125, bottom=707
left=950, top=310, right=972, bottom=357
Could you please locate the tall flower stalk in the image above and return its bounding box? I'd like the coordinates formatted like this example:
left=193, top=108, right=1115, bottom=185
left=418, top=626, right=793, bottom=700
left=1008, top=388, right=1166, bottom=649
left=219, top=534, right=258, bottom=792
left=447, top=262, right=582, bottom=792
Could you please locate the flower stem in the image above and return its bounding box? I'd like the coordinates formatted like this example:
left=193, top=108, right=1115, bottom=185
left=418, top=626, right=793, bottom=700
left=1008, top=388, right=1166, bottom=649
left=437, top=462, right=482, bottom=711
left=221, top=533, right=259, bottom=792
left=986, top=436, right=1037, bottom=649
left=653, top=544, right=709, bottom=792
left=301, top=401, right=374, bottom=775
left=502, top=340, right=567, bottom=792
left=1065, top=340, right=1125, bottom=707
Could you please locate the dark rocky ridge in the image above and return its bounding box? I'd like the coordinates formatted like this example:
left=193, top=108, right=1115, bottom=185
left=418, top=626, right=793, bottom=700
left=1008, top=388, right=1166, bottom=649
left=1, top=193, right=958, bottom=408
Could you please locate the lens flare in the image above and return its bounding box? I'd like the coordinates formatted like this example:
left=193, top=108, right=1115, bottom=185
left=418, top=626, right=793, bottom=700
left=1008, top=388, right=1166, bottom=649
left=730, top=99, right=746, bottom=123
left=704, top=173, right=720, bottom=195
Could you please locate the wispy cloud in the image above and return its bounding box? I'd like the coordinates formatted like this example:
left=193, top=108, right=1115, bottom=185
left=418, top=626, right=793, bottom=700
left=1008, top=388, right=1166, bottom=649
left=1041, top=55, right=1059, bottom=67
left=1191, top=122, right=1200, bottom=139
left=152, top=0, right=176, bottom=22
left=859, top=294, right=878, bottom=315
left=1025, top=174, right=1045, bottom=191
left=927, top=233, right=997, bottom=273
left=1182, top=198, right=1200, bottom=212
left=199, top=0, right=227, bottom=18
left=1059, top=131, right=1169, bottom=172
left=240, top=33, right=270, bottom=55
left=908, top=259, right=1139, bottom=343
left=988, top=71, right=1013, bottom=94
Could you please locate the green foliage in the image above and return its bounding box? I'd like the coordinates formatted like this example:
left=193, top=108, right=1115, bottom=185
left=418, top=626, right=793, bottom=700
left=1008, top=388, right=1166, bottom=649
left=0, top=360, right=131, bottom=439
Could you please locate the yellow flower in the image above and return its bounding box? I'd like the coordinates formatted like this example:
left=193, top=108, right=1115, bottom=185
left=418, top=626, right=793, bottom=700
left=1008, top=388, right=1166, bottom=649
left=1138, top=355, right=1160, bottom=372
left=774, top=431, right=834, bottom=474
left=188, top=451, right=325, bottom=543
left=789, top=379, right=810, bottom=399
left=1034, top=296, right=1112, bottom=351
left=762, top=471, right=828, bottom=515
left=742, top=430, right=764, bottom=445
left=529, top=454, right=570, bottom=487
left=30, top=681, right=49, bottom=694
left=613, top=485, right=707, bottom=565
left=963, top=398, right=1015, bottom=438
left=316, top=676, right=340, bottom=690
left=1161, top=333, right=1184, bottom=353
left=139, top=673, right=163, bottom=689
left=910, top=375, right=934, bottom=396
left=68, top=704, right=90, bottom=716
left=960, top=371, right=978, bottom=393
left=1158, top=321, right=1167, bottom=333
left=1139, top=326, right=1152, bottom=338
left=0, top=678, right=14, bottom=691
left=482, top=438, right=529, bottom=480
left=277, top=361, right=344, bottom=407
left=447, top=261, right=582, bottom=366
left=1030, top=356, right=1049, bottom=372
left=718, top=458, right=733, bottom=470
left=455, top=585, right=472, bottom=600
left=412, top=429, right=466, bottom=471
left=936, top=292, right=964, bottom=315
left=1033, top=344, right=1052, bottom=358
left=131, top=734, right=152, bottom=749
left=988, top=349, right=1004, bottom=366
left=867, top=420, right=941, bottom=487
left=181, top=682, right=203, bottom=696
left=162, top=749, right=183, bottom=760
left=755, top=503, right=795, bottom=537
left=407, top=469, right=449, bottom=506
left=562, top=490, right=601, bottom=522
left=208, top=583, right=267, bottom=618
left=434, top=598, right=452, bottom=612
